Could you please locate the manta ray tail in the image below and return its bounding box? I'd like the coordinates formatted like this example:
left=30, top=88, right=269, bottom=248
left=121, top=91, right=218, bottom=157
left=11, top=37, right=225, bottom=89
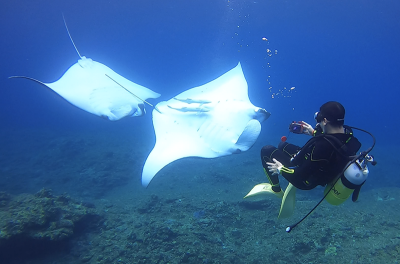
left=105, top=74, right=162, bottom=114
left=62, top=14, right=82, bottom=59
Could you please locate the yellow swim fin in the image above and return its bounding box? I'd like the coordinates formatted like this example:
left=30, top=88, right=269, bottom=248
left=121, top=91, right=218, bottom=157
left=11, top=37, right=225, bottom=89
left=244, top=183, right=284, bottom=199
left=278, top=183, right=297, bottom=219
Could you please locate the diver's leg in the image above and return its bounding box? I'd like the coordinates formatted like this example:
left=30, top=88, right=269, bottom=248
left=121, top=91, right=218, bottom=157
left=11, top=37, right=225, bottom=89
left=261, top=145, right=291, bottom=193
left=277, top=143, right=318, bottom=190
left=244, top=145, right=289, bottom=199
left=278, top=142, right=301, bottom=160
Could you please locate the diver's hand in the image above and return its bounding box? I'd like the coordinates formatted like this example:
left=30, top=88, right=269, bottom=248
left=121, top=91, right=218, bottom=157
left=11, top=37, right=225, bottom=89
left=266, top=158, right=283, bottom=175
left=300, top=121, right=314, bottom=136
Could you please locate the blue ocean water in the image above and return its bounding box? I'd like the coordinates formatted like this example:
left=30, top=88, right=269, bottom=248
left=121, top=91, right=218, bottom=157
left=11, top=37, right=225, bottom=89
left=0, top=0, right=400, bottom=263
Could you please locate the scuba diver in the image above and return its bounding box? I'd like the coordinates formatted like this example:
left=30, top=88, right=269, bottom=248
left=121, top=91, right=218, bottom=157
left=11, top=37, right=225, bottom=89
left=244, top=101, right=376, bottom=230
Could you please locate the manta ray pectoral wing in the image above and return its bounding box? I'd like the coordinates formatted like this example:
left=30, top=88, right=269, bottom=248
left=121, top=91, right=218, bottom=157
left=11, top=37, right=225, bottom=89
left=9, top=76, right=47, bottom=87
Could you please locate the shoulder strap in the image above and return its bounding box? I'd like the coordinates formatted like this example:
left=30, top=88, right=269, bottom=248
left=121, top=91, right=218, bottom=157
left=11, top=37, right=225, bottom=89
left=322, top=135, right=357, bottom=160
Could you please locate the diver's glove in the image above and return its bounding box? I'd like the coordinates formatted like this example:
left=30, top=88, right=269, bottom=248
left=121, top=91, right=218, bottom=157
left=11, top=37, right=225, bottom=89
left=300, top=121, right=314, bottom=136
left=266, top=158, right=283, bottom=175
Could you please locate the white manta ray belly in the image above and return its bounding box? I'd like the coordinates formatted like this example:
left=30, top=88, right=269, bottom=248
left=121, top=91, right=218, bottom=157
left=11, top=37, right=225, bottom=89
left=141, top=62, right=271, bottom=187
left=44, top=57, right=160, bottom=120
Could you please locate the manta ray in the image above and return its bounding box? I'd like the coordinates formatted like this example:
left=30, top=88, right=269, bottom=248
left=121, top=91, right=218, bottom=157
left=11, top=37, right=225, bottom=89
left=141, top=62, right=271, bottom=187
left=9, top=16, right=160, bottom=121
left=8, top=17, right=271, bottom=189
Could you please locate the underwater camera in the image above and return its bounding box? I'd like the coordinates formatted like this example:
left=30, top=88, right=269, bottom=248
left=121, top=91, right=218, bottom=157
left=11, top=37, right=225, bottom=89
left=289, top=121, right=304, bottom=134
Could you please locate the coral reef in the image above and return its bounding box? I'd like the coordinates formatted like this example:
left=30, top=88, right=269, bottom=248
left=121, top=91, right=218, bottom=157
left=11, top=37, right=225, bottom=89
left=62, top=188, right=400, bottom=264
left=0, top=189, right=102, bottom=262
left=1, top=187, right=400, bottom=263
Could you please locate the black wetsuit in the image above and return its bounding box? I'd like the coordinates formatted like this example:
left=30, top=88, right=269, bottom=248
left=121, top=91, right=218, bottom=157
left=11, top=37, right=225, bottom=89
left=261, top=128, right=361, bottom=191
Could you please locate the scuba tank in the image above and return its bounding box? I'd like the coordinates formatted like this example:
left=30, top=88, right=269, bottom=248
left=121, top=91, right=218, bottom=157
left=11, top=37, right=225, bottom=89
left=324, top=154, right=372, bottom=205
